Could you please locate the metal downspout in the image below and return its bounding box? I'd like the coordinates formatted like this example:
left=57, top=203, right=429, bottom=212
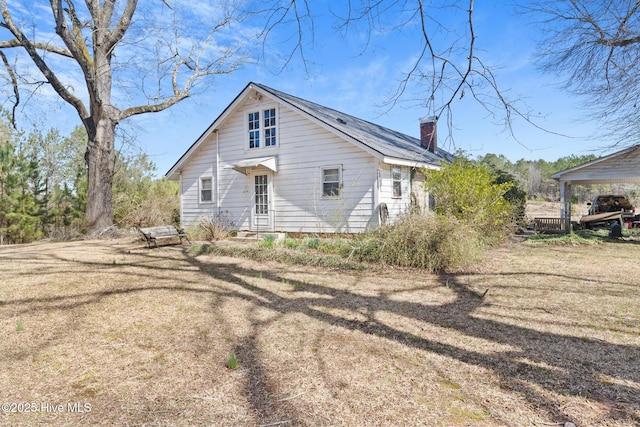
left=215, top=130, right=220, bottom=215
left=179, top=171, right=184, bottom=225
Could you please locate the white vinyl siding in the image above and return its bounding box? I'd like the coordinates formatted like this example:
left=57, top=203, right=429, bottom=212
left=179, top=142, right=218, bottom=226
left=552, top=147, right=640, bottom=184
left=180, top=98, right=379, bottom=232
left=378, top=164, right=411, bottom=222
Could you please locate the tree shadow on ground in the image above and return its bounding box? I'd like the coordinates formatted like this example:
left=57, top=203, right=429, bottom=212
left=2, top=242, right=638, bottom=425
left=181, top=249, right=640, bottom=426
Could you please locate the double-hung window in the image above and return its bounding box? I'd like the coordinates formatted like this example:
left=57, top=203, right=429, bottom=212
left=248, top=107, right=277, bottom=149
left=248, top=112, right=260, bottom=148
left=392, top=167, right=402, bottom=198
left=322, top=166, right=342, bottom=197
left=264, top=108, right=277, bottom=147
left=200, top=177, right=213, bottom=203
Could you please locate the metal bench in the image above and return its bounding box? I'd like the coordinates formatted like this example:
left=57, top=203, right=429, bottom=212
left=139, top=225, right=190, bottom=248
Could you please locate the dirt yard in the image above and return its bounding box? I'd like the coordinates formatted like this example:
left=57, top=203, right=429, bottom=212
left=1, top=235, right=639, bottom=426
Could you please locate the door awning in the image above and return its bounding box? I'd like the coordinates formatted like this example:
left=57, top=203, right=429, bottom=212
left=225, top=156, right=278, bottom=175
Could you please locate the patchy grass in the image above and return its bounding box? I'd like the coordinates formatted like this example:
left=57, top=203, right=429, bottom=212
left=0, top=237, right=639, bottom=426
left=205, top=214, right=486, bottom=273
left=190, top=243, right=366, bottom=270
left=525, top=230, right=608, bottom=245
left=525, top=229, right=640, bottom=246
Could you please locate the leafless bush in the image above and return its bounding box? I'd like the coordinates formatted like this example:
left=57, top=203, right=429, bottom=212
left=357, top=213, right=485, bottom=272
left=197, top=211, right=235, bottom=241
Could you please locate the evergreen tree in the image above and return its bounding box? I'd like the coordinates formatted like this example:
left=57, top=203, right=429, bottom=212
left=0, top=134, right=44, bottom=244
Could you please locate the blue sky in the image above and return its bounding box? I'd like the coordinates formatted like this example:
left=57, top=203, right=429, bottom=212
left=5, top=1, right=614, bottom=176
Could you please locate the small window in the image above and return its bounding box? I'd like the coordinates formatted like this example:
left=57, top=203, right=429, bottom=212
left=392, top=167, right=402, bottom=198
left=322, top=166, right=341, bottom=197
left=200, top=177, right=213, bottom=203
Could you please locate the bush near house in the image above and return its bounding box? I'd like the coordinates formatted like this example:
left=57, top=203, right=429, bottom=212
left=369, top=214, right=484, bottom=271
left=424, top=157, right=518, bottom=245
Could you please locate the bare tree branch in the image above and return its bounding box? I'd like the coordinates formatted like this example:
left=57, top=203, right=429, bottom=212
left=120, top=14, right=244, bottom=120
left=0, top=0, right=88, bottom=120
left=0, top=50, right=18, bottom=127
left=0, top=0, right=251, bottom=230
left=246, top=0, right=314, bottom=74
left=0, top=39, right=73, bottom=57
left=521, top=0, right=640, bottom=147
left=325, top=1, right=540, bottom=149
left=103, top=0, right=137, bottom=55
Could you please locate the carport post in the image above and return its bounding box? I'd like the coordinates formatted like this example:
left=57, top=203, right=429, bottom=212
left=559, top=180, right=572, bottom=232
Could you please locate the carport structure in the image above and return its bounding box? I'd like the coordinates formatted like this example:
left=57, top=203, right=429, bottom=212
left=550, top=144, right=640, bottom=231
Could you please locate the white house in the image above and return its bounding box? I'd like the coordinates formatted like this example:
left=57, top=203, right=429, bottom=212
left=166, top=82, right=454, bottom=233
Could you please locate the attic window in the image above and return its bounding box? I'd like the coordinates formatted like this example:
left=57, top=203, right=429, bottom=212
left=336, top=117, right=347, bottom=125
left=247, top=107, right=277, bottom=149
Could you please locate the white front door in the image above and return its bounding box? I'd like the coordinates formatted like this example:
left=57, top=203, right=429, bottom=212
left=251, top=172, right=273, bottom=231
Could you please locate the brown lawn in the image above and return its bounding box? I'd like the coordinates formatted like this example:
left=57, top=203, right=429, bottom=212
left=0, top=235, right=639, bottom=426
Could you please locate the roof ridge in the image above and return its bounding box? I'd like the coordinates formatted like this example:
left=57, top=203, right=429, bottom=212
left=252, top=82, right=420, bottom=143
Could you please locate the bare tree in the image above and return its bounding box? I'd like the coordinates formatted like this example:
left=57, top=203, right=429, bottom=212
left=1, top=0, right=530, bottom=233
left=257, top=0, right=533, bottom=142
left=0, top=0, right=246, bottom=232
left=521, top=0, right=640, bottom=147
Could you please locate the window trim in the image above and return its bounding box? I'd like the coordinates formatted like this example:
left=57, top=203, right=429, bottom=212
left=263, top=107, right=277, bottom=147
left=199, top=176, right=214, bottom=204
left=248, top=111, right=260, bottom=149
left=321, top=165, right=342, bottom=199
left=392, top=166, right=402, bottom=198
left=246, top=105, right=278, bottom=150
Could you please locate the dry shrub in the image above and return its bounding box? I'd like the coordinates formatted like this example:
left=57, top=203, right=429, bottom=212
left=113, top=179, right=179, bottom=228
left=358, top=214, right=484, bottom=272
left=194, top=211, right=235, bottom=241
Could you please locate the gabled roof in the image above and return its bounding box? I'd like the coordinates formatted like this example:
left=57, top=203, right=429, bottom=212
left=166, top=82, right=453, bottom=179
left=550, top=144, right=640, bottom=184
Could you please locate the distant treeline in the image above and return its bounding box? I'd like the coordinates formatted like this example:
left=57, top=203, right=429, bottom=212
left=476, top=153, right=639, bottom=205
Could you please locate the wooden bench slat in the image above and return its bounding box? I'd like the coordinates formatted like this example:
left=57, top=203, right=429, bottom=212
left=139, top=225, right=190, bottom=248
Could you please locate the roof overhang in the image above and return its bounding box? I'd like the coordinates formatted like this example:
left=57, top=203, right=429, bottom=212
left=224, top=156, right=278, bottom=175
left=382, top=156, right=440, bottom=169
left=551, top=144, right=640, bottom=184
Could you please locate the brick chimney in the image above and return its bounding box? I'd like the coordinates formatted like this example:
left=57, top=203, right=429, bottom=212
left=420, top=116, right=437, bottom=153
